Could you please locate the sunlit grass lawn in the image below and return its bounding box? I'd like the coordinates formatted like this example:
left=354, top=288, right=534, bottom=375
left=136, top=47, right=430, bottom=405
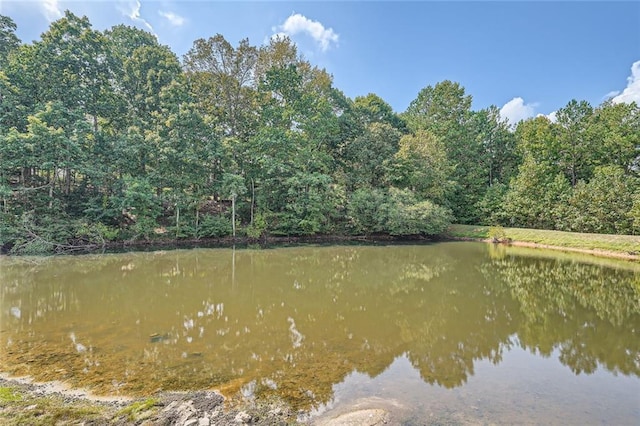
left=447, top=224, right=640, bottom=254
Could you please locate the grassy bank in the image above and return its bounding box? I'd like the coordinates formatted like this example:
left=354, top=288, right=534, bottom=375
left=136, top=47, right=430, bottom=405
left=0, top=378, right=294, bottom=425
left=447, top=224, right=640, bottom=257
left=0, top=384, right=121, bottom=425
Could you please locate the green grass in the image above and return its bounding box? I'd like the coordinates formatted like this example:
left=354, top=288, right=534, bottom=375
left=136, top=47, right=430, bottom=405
left=0, top=381, right=163, bottom=426
left=447, top=224, right=640, bottom=255
left=117, top=397, right=160, bottom=422
left=0, top=387, right=22, bottom=403
left=0, top=384, right=108, bottom=426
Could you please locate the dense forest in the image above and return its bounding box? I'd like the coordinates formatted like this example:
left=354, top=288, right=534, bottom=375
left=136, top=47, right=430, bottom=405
left=0, top=12, right=639, bottom=254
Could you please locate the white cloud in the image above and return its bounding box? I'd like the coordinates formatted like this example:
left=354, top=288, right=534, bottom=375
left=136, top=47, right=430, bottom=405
left=546, top=110, right=557, bottom=123
left=536, top=110, right=557, bottom=123
left=158, top=10, right=185, bottom=27
left=272, top=13, right=338, bottom=52
left=499, top=97, right=538, bottom=127
left=117, top=0, right=154, bottom=33
left=612, top=60, right=640, bottom=105
left=603, top=90, right=620, bottom=101
left=41, top=0, right=63, bottom=22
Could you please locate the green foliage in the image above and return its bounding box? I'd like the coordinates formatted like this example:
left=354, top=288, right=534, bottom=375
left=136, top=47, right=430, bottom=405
left=342, top=122, right=400, bottom=189
left=117, top=398, right=159, bottom=422
left=503, top=156, right=571, bottom=229
left=0, top=12, right=637, bottom=254
left=0, top=387, right=22, bottom=403
left=630, top=193, right=640, bottom=235
left=559, top=165, right=638, bottom=234
left=347, top=187, right=452, bottom=236
left=488, top=225, right=508, bottom=243
left=246, top=212, right=268, bottom=239
left=0, top=15, right=20, bottom=67
left=385, top=188, right=453, bottom=236
left=347, top=187, right=387, bottom=234
left=476, top=182, right=508, bottom=226
left=391, top=130, right=452, bottom=204
left=198, top=215, right=233, bottom=238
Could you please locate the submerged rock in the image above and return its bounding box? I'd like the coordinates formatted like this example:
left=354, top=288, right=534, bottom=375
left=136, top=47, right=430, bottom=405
left=317, top=408, right=389, bottom=425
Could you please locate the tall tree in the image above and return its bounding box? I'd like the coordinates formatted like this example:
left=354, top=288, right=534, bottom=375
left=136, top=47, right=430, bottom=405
left=404, top=81, right=482, bottom=222
left=560, top=165, right=638, bottom=234
left=555, top=99, right=594, bottom=186
left=183, top=34, right=259, bottom=139
left=515, top=115, right=559, bottom=168
left=31, top=11, right=109, bottom=131
left=352, top=93, right=406, bottom=131
left=589, top=101, right=640, bottom=174
left=343, top=122, right=400, bottom=190
left=391, top=130, right=452, bottom=204
left=0, top=15, right=20, bottom=67
left=471, top=105, right=519, bottom=186
left=503, top=155, right=571, bottom=229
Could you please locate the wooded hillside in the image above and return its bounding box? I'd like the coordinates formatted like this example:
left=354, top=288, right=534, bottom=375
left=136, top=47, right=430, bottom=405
left=1, top=12, right=638, bottom=253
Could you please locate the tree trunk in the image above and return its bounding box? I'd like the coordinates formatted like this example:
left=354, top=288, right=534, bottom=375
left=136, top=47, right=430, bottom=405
left=175, top=205, right=180, bottom=238
left=232, top=195, right=236, bottom=238
left=250, top=178, right=255, bottom=224
left=195, top=208, right=200, bottom=239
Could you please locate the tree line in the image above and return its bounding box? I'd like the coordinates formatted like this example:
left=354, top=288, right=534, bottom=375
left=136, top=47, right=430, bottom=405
left=0, top=12, right=638, bottom=254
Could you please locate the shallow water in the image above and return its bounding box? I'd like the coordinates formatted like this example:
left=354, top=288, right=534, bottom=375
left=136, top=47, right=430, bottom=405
left=1, top=242, right=639, bottom=423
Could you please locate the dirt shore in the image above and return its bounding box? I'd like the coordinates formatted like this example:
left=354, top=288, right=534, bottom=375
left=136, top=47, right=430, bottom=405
left=0, top=374, right=296, bottom=425
left=501, top=239, right=639, bottom=261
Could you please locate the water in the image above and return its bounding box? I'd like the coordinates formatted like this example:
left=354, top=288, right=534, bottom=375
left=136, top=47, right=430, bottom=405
left=1, top=242, right=639, bottom=424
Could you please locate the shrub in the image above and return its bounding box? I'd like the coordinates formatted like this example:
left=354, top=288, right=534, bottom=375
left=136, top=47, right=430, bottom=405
left=197, top=215, right=232, bottom=238
left=488, top=225, right=508, bottom=243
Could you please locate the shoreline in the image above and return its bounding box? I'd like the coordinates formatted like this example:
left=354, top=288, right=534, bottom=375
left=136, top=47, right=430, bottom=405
left=448, top=236, right=640, bottom=261
left=0, top=374, right=296, bottom=425
left=445, top=224, right=639, bottom=262
left=499, top=239, right=639, bottom=261
left=2, top=231, right=638, bottom=262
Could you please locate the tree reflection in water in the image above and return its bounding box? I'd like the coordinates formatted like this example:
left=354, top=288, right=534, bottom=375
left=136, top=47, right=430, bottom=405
left=1, top=242, right=638, bottom=410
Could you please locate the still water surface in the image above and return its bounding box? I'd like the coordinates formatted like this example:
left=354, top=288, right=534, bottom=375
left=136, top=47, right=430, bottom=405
left=1, top=242, right=639, bottom=423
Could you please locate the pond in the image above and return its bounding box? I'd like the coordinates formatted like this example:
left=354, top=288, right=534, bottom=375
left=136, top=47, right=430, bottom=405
left=1, top=242, right=639, bottom=424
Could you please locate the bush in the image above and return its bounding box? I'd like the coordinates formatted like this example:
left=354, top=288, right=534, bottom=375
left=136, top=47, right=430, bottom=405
left=385, top=189, right=452, bottom=236
left=346, top=188, right=387, bottom=234
left=488, top=225, right=508, bottom=243
left=347, top=187, right=452, bottom=236
left=197, top=215, right=232, bottom=238
left=245, top=213, right=267, bottom=239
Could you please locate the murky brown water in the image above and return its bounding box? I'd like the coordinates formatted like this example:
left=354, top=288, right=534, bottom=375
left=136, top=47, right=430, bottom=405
left=1, top=242, right=639, bottom=424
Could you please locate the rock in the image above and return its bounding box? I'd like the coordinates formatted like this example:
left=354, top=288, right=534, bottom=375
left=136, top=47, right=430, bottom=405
left=173, top=401, right=197, bottom=425
left=234, top=410, right=252, bottom=423
left=319, top=408, right=389, bottom=426
left=198, top=417, right=211, bottom=426
left=184, top=419, right=199, bottom=426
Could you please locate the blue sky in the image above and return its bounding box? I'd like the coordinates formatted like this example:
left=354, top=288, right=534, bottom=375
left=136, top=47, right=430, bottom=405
left=2, top=1, right=639, bottom=125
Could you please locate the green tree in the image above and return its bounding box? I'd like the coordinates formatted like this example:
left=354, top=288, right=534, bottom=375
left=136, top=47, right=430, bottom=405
left=404, top=80, right=471, bottom=136
left=352, top=93, right=406, bottom=131
left=503, top=155, right=571, bottom=229
left=221, top=173, right=247, bottom=237
left=347, top=187, right=451, bottom=236
left=403, top=81, right=483, bottom=223
left=589, top=101, right=640, bottom=174
left=183, top=34, right=259, bottom=139
left=555, top=99, right=595, bottom=186
left=391, top=130, right=452, bottom=204
left=560, top=165, right=638, bottom=234
left=117, top=176, right=161, bottom=239
left=343, top=122, right=400, bottom=190
left=0, top=15, right=21, bottom=67
left=471, top=106, right=519, bottom=186
left=515, top=115, right=559, bottom=169
left=31, top=11, right=109, bottom=130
